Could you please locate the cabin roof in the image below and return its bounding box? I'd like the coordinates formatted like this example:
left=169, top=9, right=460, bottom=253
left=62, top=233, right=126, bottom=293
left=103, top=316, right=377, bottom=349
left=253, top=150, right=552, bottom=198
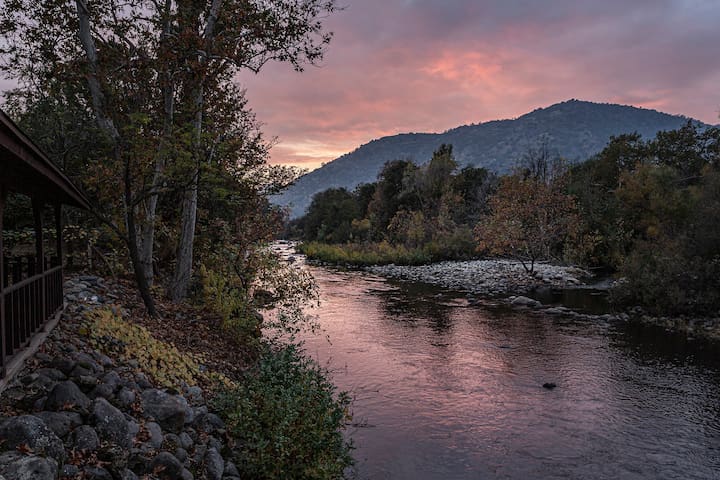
left=0, top=109, right=92, bottom=209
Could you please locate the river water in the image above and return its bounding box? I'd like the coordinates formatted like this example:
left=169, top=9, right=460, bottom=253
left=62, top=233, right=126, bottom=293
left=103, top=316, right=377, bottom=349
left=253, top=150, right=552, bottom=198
left=293, top=261, right=720, bottom=479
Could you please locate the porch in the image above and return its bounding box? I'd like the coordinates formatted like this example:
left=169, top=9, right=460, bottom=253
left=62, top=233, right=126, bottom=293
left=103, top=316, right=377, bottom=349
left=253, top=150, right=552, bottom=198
left=0, top=109, right=91, bottom=380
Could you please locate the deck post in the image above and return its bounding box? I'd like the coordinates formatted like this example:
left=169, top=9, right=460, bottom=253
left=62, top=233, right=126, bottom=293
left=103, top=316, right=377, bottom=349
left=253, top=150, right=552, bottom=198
left=33, top=198, right=45, bottom=328
left=55, top=204, right=63, bottom=268
left=0, top=185, right=6, bottom=374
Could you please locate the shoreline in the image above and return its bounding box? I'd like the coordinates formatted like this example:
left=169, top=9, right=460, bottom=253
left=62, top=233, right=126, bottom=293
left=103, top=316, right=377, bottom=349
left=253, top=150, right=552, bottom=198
left=284, top=242, right=720, bottom=343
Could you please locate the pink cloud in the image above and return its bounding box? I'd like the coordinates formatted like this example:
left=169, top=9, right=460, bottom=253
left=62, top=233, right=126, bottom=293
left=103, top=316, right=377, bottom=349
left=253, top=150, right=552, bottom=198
left=237, top=0, right=720, bottom=170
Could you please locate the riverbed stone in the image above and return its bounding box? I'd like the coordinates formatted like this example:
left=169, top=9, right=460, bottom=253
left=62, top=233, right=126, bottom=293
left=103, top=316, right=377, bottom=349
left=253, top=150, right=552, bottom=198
left=510, top=296, right=542, bottom=308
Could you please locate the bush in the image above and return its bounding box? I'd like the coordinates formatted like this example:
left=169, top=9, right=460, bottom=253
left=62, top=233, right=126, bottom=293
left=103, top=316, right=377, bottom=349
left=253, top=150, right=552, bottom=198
left=213, top=344, right=353, bottom=479
left=84, top=309, right=232, bottom=390
left=200, top=265, right=261, bottom=344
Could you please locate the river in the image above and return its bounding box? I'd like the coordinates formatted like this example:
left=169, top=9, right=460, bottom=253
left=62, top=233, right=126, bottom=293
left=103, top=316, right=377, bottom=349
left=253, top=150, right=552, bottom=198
left=290, top=258, right=720, bottom=479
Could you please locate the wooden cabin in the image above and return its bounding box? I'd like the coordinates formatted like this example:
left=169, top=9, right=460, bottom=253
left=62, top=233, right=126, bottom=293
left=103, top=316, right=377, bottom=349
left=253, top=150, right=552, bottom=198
left=0, top=109, right=91, bottom=379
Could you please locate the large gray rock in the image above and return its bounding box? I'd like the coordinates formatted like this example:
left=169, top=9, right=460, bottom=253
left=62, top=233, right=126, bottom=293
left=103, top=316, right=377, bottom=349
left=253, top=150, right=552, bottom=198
left=204, top=448, right=224, bottom=480
left=150, top=452, right=184, bottom=479
left=71, top=425, right=100, bottom=451
left=33, top=411, right=83, bottom=439
left=45, top=380, right=91, bottom=411
left=0, top=452, right=58, bottom=480
left=0, top=415, right=65, bottom=465
left=141, top=389, right=188, bottom=434
left=93, top=398, right=132, bottom=448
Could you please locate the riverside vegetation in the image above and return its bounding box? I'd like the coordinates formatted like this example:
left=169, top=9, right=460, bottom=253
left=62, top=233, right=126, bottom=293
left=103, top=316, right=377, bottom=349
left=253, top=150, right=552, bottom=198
left=292, top=123, right=720, bottom=320
left=0, top=1, right=355, bottom=478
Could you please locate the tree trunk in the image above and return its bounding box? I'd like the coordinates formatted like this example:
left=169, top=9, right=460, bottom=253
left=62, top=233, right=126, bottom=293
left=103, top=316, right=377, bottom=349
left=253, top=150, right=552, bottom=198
left=75, top=0, right=157, bottom=316
left=169, top=82, right=202, bottom=301
left=168, top=0, right=222, bottom=301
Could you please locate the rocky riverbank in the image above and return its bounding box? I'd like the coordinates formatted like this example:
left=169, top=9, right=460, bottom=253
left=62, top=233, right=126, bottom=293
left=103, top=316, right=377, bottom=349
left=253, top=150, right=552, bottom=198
left=367, top=259, right=592, bottom=296
left=366, top=259, right=720, bottom=341
left=0, top=276, right=241, bottom=480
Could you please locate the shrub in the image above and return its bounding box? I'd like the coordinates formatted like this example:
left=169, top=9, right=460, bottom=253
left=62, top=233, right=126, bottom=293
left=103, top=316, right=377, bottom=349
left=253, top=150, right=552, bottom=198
left=213, top=344, right=354, bottom=479
left=83, top=309, right=233, bottom=389
left=200, top=265, right=261, bottom=344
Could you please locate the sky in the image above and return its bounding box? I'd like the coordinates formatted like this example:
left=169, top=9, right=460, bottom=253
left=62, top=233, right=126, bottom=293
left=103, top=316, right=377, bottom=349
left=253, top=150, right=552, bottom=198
left=238, top=0, right=720, bottom=171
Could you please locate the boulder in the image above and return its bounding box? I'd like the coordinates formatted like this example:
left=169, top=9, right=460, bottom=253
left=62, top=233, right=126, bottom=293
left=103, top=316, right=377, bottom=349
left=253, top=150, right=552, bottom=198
left=83, top=466, right=113, bottom=480
left=141, top=389, right=188, bottom=433
left=204, top=448, right=224, bottom=480
left=0, top=415, right=65, bottom=465
left=33, top=411, right=83, bottom=439
left=45, top=380, right=91, bottom=412
left=510, top=296, right=542, bottom=308
left=0, top=452, right=58, bottom=480
left=150, top=452, right=184, bottom=479
left=93, top=398, right=132, bottom=448
left=71, top=425, right=100, bottom=451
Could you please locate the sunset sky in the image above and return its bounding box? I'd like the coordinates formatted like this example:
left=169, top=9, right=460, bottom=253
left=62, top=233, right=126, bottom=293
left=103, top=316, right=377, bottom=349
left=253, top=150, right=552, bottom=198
left=238, top=0, right=720, bottom=171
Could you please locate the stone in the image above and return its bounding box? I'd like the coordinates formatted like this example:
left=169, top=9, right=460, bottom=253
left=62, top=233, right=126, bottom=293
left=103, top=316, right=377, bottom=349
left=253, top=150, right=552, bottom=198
left=117, top=387, right=136, bottom=408
left=71, top=352, right=103, bottom=372
left=163, top=433, right=181, bottom=450
left=0, top=452, right=58, bottom=480
left=93, top=397, right=132, bottom=448
left=150, top=452, right=184, bottom=479
left=36, top=367, right=67, bottom=381
left=510, top=296, right=542, bottom=308
left=71, top=425, right=100, bottom=451
left=175, top=447, right=188, bottom=463
left=94, top=352, right=115, bottom=368
left=50, top=357, right=76, bottom=375
left=207, top=435, right=223, bottom=451
left=92, top=383, right=115, bottom=399
left=141, top=389, right=189, bottom=433
left=146, top=421, right=164, bottom=449
left=45, top=380, right=91, bottom=412
left=179, top=432, right=194, bottom=450
left=224, top=461, right=240, bottom=477
left=0, top=415, right=65, bottom=465
left=204, top=448, right=224, bottom=480
left=183, top=385, right=204, bottom=406
left=33, top=411, right=83, bottom=438
left=20, top=373, right=39, bottom=385
left=101, top=371, right=122, bottom=391
left=83, top=466, right=113, bottom=480
left=180, top=469, right=194, bottom=480
left=193, top=412, right=225, bottom=435
left=120, top=469, right=140, bottom=480
left=61, top=463, right=81, bottom=478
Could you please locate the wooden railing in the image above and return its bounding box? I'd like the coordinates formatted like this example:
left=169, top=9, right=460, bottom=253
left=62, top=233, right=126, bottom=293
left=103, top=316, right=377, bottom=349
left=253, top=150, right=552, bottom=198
left=0, top=260, right=63, bottom=374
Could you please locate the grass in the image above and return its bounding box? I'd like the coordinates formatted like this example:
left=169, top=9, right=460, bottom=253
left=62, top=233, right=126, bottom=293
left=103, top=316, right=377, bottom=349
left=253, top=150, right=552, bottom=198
left=298, top=240, right=476, bottom=266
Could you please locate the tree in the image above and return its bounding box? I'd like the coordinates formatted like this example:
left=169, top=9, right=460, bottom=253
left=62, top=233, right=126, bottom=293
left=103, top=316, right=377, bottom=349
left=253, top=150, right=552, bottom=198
left=1, top=0, right=339, bottom=309
left=475, top=174, right=578, bottom=273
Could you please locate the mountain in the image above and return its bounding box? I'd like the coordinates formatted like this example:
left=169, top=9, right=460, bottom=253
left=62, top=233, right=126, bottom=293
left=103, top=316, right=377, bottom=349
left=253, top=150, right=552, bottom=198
left=274, top=100, right=703, bottom=218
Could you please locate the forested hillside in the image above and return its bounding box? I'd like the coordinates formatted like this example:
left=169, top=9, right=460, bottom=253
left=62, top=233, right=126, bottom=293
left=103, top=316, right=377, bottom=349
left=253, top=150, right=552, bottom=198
left=276, top=100, right=704, bottom=217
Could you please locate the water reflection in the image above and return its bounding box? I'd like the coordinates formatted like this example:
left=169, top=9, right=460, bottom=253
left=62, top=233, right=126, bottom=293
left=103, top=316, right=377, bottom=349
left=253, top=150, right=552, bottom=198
left=298, top=265, right=720, bottom=480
